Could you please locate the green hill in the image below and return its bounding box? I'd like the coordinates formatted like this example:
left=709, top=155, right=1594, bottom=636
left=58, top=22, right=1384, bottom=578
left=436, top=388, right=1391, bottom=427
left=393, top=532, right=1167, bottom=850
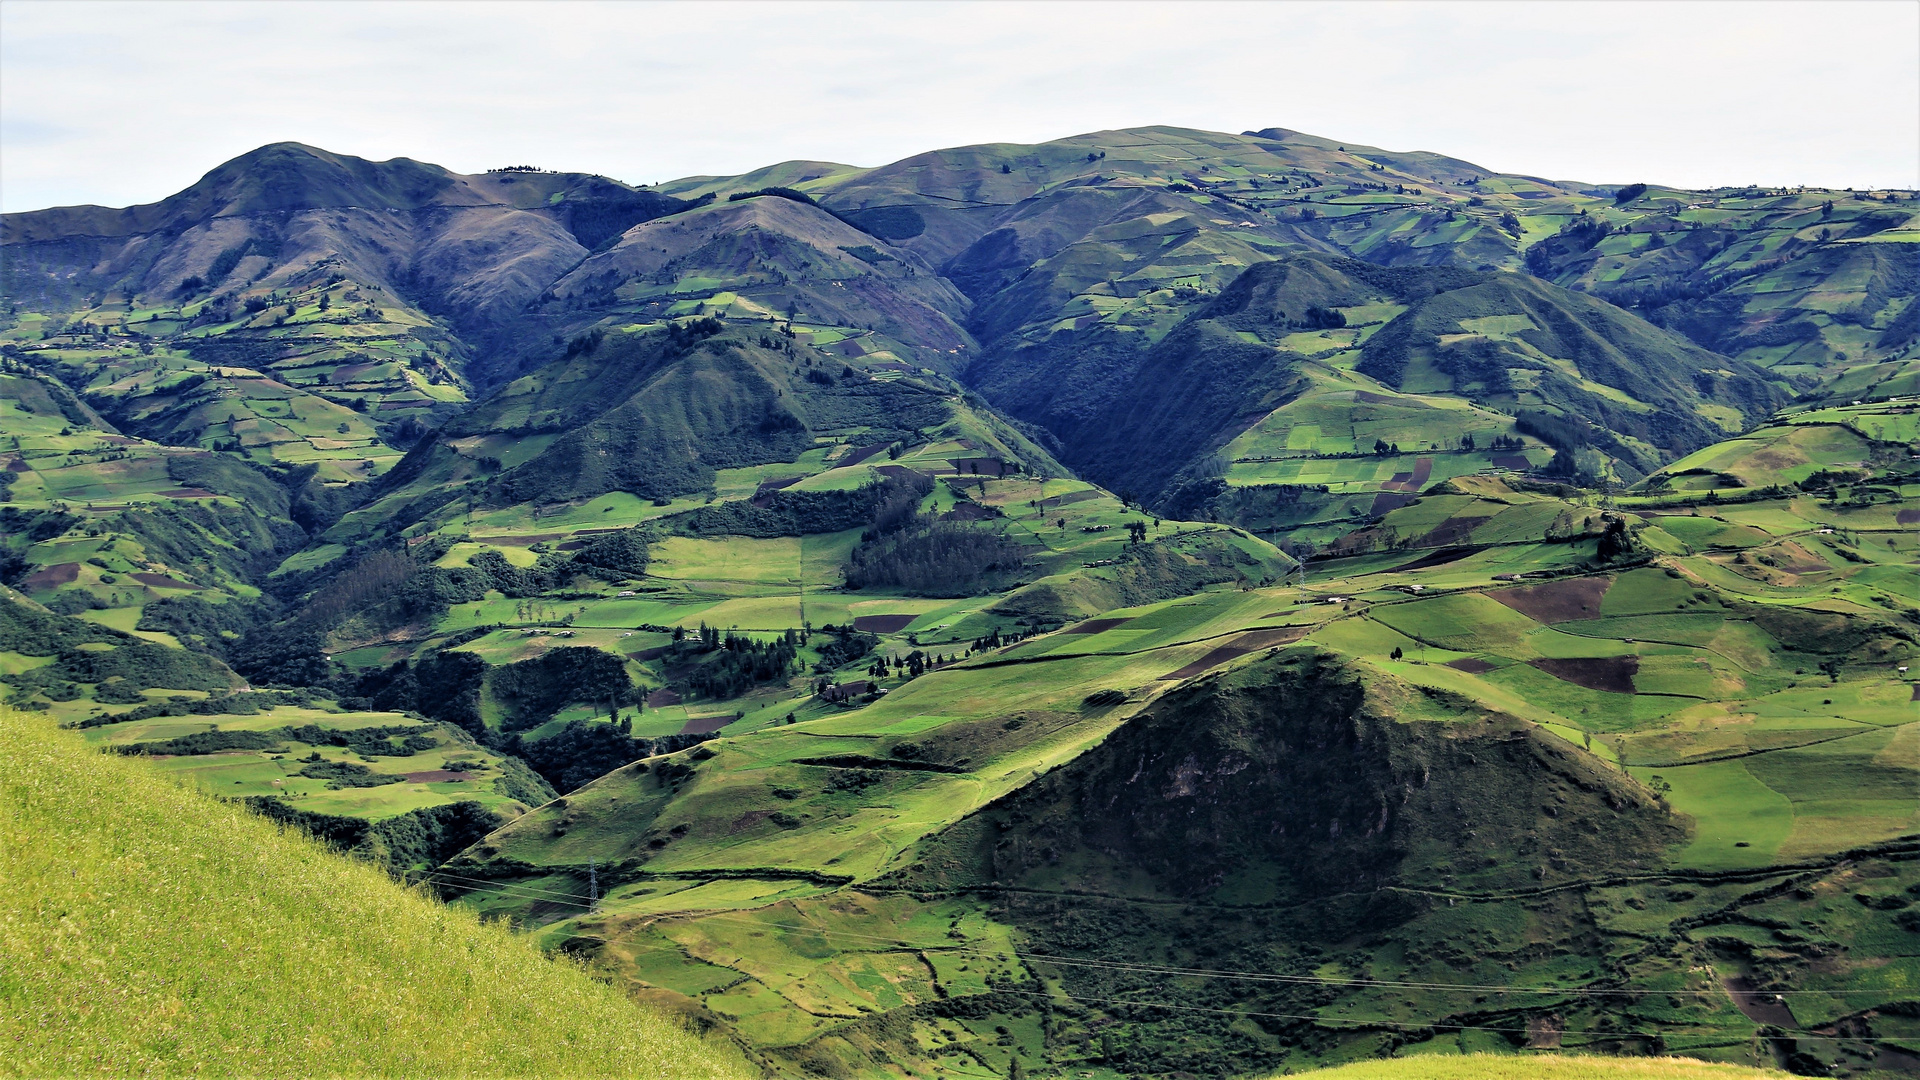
left=2, top=129, right=1916, bottom=1080
left=975, top=252, right=1788, bottom=522
left=0, top=703, right=748, bottom=1078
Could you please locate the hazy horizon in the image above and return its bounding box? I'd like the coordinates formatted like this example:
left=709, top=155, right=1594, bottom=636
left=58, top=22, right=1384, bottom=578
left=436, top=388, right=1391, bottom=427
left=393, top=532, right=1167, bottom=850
left=3, top=0, right=1916, bottom=214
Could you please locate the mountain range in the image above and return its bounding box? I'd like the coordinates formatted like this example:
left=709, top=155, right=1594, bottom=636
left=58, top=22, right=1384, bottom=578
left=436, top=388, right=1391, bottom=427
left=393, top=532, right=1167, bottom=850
left=3, top=126, right=1917, bottom=1078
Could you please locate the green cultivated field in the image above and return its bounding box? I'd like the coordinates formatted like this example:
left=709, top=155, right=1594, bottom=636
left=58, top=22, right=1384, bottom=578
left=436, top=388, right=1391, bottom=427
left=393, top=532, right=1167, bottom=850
left=4, top=127, right=1917, bottom=1079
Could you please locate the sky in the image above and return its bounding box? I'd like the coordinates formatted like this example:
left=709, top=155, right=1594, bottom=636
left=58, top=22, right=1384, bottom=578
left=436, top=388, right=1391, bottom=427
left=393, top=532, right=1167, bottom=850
left=2, top=0, right=1916, bottom=213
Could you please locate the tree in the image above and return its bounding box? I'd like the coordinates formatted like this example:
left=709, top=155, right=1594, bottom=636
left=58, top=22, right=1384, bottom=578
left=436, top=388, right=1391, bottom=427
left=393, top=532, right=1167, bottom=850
left=1389, top=646, right=1404, bottom=660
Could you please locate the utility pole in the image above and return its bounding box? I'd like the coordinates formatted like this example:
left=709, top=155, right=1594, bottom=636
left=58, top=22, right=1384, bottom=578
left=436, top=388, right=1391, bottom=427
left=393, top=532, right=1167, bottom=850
left=588, top=860, right=598, bottom=905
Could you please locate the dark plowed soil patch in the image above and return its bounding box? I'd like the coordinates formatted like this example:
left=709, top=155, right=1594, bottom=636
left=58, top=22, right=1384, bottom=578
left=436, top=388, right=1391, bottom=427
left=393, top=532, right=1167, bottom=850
left=5, top=458, right=32, bottom=472
left=730, top=809, right=775, bottom=834
left=1391, top=545, right=1482, bottom=572
left=1037, top=489, right=1101, bottom=509
left=130, top=572, right=203, bottom=590
left=1370, top=491, right=1418, bottom=515
left=99, top=436, right=140, bottom=446
left=1158, top=627, right=1309, bottom=681
left=401, top=770, right=477, bottom=783
left=1424, top=514, right=1494, bottom=546
left=1528, top=655, right=1638, bottom=694
left=679, top=714, right=737, bottom=736
left=1910, top=683, right=1919, bottom=701
left=942, top=501, right=994, bottom=521
left=1897, top=509, right=1920, bottom=525
left=526, top=899, right=586, bottom=920
left=839, top=442, right=893, bottom=468
left=1065, top=617, right=1132, bottom=635
left=1723, top=976, right=1798, bottom=1028
left=1386, top=470, right=1414, bottom=487
left=570, top=527, right=625, bottom=535
left=817, top=680, right=871, bottom=703
left=1491, top=454, right=1531, bottom=470
left=852, top=614, right=918, bottom=633
left=645, top=688, right=682, bottom=708
left=159, top=488, right=220, bottom=499
left=1491, top=576, right=1612, bottom=622
left=1355, top=391, right=1399, bottom=405
left=19, top=563, right=79, bottom=590
left=873, top=464, right=930, bottom=481
left=947, top=457, right=1009, bottom=477
left=629, top=646, right=670, bottom=662
left=555, top=539, right=590, bottom=551
left=1445, top=657, right=1497, bottom=674
left=756, top=476, right=804, bottom=494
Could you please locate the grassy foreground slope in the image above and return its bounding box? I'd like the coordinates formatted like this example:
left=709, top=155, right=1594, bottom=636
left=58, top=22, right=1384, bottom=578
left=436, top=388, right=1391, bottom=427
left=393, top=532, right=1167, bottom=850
left=0, top=705, right=747, bottom=1078
left=1285, top=1054, right=1784, bottom=1079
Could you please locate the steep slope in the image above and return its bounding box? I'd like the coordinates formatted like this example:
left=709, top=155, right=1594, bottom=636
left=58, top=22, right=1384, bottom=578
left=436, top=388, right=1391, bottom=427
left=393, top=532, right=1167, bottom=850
left=798, top=125, right=1920, bottom=391
left=0, top=704, right=748, bottom=1078
left=1, top=142, right=689, bottom=406
left=532, top=193, right=976, bottom=372
left=979, top=253, right=1788, bottom=519
left=435, top=484, right=1919, bottom=1076
left=332, top=320, right=1059, bottom=547
left=0, top=142, right=682, bottom=329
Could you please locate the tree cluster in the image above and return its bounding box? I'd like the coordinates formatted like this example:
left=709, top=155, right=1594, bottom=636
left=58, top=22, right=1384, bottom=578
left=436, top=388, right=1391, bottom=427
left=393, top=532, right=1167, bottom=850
left=682, top=626, right=800, bottom=700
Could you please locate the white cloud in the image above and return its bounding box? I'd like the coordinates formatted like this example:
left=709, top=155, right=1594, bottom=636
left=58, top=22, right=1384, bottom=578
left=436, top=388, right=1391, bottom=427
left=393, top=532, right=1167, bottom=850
left=2, top=0, right=1914, bottom=212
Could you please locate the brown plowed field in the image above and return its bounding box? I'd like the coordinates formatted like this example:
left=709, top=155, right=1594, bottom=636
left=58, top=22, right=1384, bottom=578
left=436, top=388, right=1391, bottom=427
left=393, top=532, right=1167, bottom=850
left=1037, top=490, right=1101, bottom=510
left=645, top=688, right=682, bottom=708
left=1445, top=657, right=1496, bottom=674
left=851, top=614, right=918, bottom=633
left=130, top=572, right=203, bottom=590
left=1424, top=514, right=1495, bottom=546
left=817, top=680, right=871, bottom=704
left=1381, top=457, right=1434, bottom=492
left=942, top=501, right=994, bottom=521
left=1392, top=546, right=1481, bottom=572
left=948, top=457, right=1010, bottom=477
left=1491, top=576, right=1612, bottom=622
left=1157, top=627, right=1309, bottom=680
left=1064, top=617, right=1132, bottom=635
left=838, top=442, right=893, bottom=468
left=679, top=714, right=737, bottom=735
left=400, top=770, right=477, bottom=783
left=20, top=563, right=79, bottom=590
left=1528, top=655, right=1638, bottom=694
